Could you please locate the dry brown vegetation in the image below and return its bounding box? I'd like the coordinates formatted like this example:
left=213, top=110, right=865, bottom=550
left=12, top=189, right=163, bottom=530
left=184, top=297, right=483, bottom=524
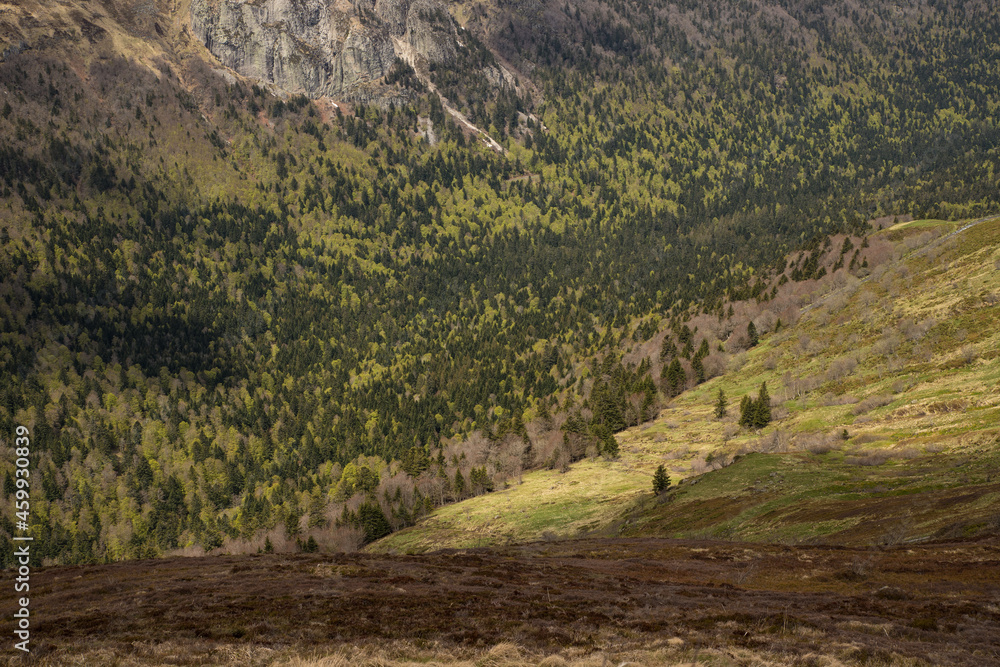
left=4, top=537, right=999, bottom=666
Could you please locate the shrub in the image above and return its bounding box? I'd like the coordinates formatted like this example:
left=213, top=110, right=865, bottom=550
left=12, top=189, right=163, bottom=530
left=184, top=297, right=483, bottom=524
left=763, top=353, right=779, bottom=370
left=825, top=355, right=858, bottom=382
left=795, top=431, right=840, bottom=454
left=852, top=394, right=893, bottom=415
left=820, top=392, right=857, bottom=406
left=845, top=450, right=891, bottom=466
left=891, top=376, right=916, bottom=394
left=960, top=345, right=978, bottom=364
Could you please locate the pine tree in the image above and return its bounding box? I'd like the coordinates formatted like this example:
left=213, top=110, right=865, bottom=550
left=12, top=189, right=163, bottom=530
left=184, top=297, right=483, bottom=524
left=453, top=468, right=466, bottom=498
left=663, top=358, right=685, bottom=397
left=537, top=399, right=553, bottom=429
left=284, top=508, right=302, bottom=538
left=660, top=337, right=677, bottom=361
left=753, top=381, right=771, bottom=428
left=601, top=430, right=619, bottom=458
left=747, top=321, right=759, bottom=347
left=714, top=388, right=728, bottom=419
left=470, top=466, right=494, bottom=494
left=357, top=500, right=391, bottom=543
left=739, top=394, right=754, bottom=427
left=652, top=464, right=669, bottom=495
left=692, top=354, right=705, bottom=384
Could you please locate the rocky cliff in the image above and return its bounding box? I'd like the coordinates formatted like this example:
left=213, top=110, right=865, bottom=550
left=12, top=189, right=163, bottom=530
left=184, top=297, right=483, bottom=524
left=189, top=0, right=472, bottom=99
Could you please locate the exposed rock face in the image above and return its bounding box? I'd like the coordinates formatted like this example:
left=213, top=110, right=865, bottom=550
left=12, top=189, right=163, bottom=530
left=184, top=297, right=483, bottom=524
left=190, top=0, right=462, bottom=98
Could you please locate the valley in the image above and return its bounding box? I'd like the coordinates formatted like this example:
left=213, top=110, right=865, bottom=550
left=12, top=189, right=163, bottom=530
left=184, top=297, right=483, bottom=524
left=0, top=0, right=999, bottom=664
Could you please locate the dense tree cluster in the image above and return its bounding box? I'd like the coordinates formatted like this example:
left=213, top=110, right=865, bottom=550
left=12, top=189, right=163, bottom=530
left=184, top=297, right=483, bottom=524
left=740, top=383, right=773, bottom=430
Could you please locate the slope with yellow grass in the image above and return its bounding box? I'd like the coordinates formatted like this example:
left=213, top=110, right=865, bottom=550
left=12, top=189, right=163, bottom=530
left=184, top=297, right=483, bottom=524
left=371, top=216, right=1000, bottom=553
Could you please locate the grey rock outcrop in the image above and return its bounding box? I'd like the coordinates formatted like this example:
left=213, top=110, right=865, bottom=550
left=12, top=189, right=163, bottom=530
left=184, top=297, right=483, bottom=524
left=190, top=0, right=466, bottom=99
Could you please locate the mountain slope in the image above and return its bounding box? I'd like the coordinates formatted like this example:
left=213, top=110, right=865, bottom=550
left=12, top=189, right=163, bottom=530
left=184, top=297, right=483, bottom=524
left=370, top=215, right=1000, bottom=553
left=2, top=0, right=1000, bottom=565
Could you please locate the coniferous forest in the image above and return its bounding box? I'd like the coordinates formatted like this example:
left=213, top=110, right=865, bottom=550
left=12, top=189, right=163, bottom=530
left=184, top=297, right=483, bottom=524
left=1, top=0, right=999, bottom=564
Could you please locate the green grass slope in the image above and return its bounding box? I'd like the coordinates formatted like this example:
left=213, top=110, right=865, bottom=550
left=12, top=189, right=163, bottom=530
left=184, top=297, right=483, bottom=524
left=371, top=216, right=1000, bottom=552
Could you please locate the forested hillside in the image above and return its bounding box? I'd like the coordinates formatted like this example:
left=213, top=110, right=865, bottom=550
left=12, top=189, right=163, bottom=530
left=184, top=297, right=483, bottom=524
left=0, top=0, right=998, bottom=564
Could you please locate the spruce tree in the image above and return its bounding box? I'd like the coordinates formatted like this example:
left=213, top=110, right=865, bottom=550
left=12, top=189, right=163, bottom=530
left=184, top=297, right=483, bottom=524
left=600, top=428, right=619, bottom=458
left=747, top=321, right=759, bottom=347
left=714, top=388, right=728, bottom=419
left=692, top=354, right=705, bottom=384
left=664, top=358, right=686, bottom=397
left=652, top=464, right=669, bottom=495
left=739, top=394, right=754, bottom=427
left=357, top=500, right=391, bottom=543
left=753, top=382, right=771, bottom=428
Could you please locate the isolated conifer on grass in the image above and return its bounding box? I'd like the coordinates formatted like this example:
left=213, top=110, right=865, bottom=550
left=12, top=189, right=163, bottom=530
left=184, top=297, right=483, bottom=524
left=714, top=388, right=728, bottom=419
left=747, top=320, right=759, bottom=347
left=653, top=464, right=670, bottom=495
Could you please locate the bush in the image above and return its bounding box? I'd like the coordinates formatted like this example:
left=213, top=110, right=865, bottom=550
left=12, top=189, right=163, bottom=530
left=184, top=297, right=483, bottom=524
left=844, top=450, right=891, bottom=466
left=825, top=355, right=857, bottom=382
left=960, top=345, right=978, bottom=364
left=852, top=394, right=893, bottom=415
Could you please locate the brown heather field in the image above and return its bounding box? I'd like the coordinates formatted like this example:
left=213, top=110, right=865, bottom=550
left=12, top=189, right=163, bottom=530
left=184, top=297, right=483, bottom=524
left=3, top=536, right=999, bottom=666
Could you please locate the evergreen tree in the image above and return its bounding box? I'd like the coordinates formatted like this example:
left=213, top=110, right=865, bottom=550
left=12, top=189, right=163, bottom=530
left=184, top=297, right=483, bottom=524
left=659, top=337, right=677, bottom=361
left=284, top=508, right=302, bottom=538
left=739, top=394, right=754, bottom=428
left=453, top=468, right=466, bottom=498
left=753, top=382, right=771, bottom=428
left=714, top=388, right=728, bottom=419
left=663, top=358, right=686, bottom=397
left=470, top=466, right=494, bottom=494
left=692, top=354, right=705, bottom=384
left=601, top=429, right=619, bottom=458
left=747, top=321, right=759, bottom=347
left=357, top=500, right=391, bottom=543
left=652, top=464, right=669, bottom=495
